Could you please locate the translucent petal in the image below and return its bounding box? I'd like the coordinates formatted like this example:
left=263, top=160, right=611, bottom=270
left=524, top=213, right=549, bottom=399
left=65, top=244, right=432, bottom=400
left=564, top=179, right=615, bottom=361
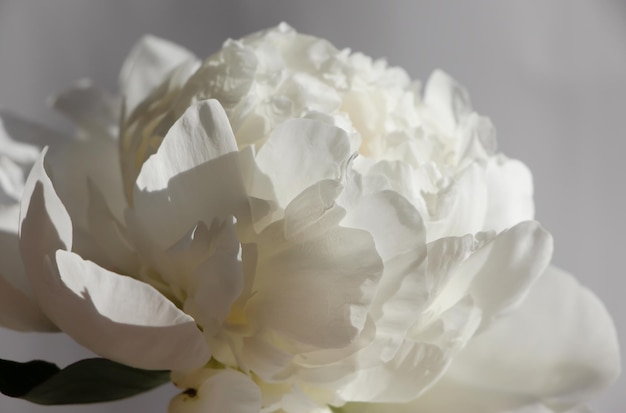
left=120, top=35, right=196, bottom=115
left=447, top=266, right=621, bottom=407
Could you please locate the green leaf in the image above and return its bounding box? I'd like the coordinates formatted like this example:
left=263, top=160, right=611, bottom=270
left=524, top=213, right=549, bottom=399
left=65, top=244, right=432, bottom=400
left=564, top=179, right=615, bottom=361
left=0, top=358, right=170, bottom=405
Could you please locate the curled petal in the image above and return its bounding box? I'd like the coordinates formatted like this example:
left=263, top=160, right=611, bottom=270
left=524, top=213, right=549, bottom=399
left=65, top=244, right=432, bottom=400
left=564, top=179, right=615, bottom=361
left=19, top=150, right=208, bottom=370
left=50, top=250, right=211, bottom=371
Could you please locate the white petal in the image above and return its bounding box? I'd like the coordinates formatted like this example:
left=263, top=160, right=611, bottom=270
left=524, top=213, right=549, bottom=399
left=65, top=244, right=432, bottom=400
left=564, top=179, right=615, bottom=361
left=19, top=148, right=73, bottom=276
left=0, top=204, right=20, bottom=233
left=469, top=220, right=553, bottom=321
left=338, top=185, right=429, bottom=364
left=12, top=149, right=71, bottom=330
left=0, top=271, right=55, bottom=331
left=253, top=118, right=352, bottom=208
left=426, top=163, right=488, bottom=241
left=86, top=181, right=138, bottom=274
left=130, top=99, right=246, bottom=250
left=47, top=136, right=127, bottom=230
left=338, top=296, right=481, bottom=403
left=247, top=181, right=383, bottom=348
left=50, top=250, right=210, bottom=371
left=446, top=266, right=621, bottom=407
left=169, top=369, right=261, bottom=413
left=428, top=221, right=552, bottom=323
left=20, top=151, right=208, bottom=369
left=455, top=113, right=497, bottom=163
left=423, top=70, right=472, bottom=136
left=343, top=383, right=553, bottom=413
left=0, top=224, right=29, bottom=294
left=0, top=155, right=27, bottom=204
left=120, top=35, right=196, bottom=115
left=483, top=155, right=535, bottom=232
left=182, top=220, right=244, bottom=336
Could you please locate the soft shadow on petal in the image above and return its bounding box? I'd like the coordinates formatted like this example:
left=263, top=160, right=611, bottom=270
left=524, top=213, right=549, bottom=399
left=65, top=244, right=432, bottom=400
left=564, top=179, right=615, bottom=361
left=130, top=99, right=246, bottom=253
left=19, top=148, right=73, bottom=273
left=0, top=272, right=55, bottom=331
left=86, top=180, right=139, bottom=275
left=253, top=118, right=352, bottom=208
left=428, top=266, right=620, bottom=411
left=19, top=149, right=209, bottom=370
left=47, top=136, right=127, bottom=228
left=49, top=79, right=121, bottom=139
left=169, top=369, right=261, bottom=413
left=0, top=228, right=56, bottom=331
left=120, top=34, right=196, bottom=116
left=246, top=180, right=383, bottom=349
left=52, top=250, right=211, bottom=371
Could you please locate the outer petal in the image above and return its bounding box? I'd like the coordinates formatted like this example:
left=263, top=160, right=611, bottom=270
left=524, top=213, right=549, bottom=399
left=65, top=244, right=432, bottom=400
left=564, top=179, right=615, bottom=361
left=52, top=250, right=211, bottom=371
left=120, top=35, right=196, bottom=115
left=86, top=180, right=138, bottom=274
left=0, top=272, right=55, bottom=331
left=47, top=136, right=127, bottom=229
left=130, top=99, right=246, bottom=251
left=395, top=266, right=620, bottom=413
left=341, top=388, right=553, bottom=413
left=169, top=369, right=261, bottom=413
left=19, top=148, right=73, bottom=275
left=446, top=265, right=620, bottom=407
left=19, top=150, right=210, bottom=370
left=0, top=228, right=56, bottom=331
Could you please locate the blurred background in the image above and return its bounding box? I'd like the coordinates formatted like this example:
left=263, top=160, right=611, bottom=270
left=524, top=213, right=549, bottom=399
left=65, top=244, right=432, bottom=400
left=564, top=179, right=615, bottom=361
left=0, top=0, right=624, bottom=411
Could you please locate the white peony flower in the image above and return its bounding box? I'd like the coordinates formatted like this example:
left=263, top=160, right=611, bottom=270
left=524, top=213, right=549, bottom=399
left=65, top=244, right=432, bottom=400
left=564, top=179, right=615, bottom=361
left=0, top=24, right=619, bottom=413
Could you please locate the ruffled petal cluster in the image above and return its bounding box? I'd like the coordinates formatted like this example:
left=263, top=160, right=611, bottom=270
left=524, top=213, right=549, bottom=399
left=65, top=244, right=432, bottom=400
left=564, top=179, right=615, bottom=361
left=0, top=24, right=619, bottom=413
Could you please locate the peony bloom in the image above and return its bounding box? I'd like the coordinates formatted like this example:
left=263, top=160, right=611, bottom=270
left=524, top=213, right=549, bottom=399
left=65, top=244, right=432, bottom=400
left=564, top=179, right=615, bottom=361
left=0, top=23, right=620, bottom=413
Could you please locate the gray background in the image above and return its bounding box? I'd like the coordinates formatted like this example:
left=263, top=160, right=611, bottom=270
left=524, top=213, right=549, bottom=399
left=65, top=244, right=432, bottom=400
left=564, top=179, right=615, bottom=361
left=0, top=1, right=624, bottom=412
